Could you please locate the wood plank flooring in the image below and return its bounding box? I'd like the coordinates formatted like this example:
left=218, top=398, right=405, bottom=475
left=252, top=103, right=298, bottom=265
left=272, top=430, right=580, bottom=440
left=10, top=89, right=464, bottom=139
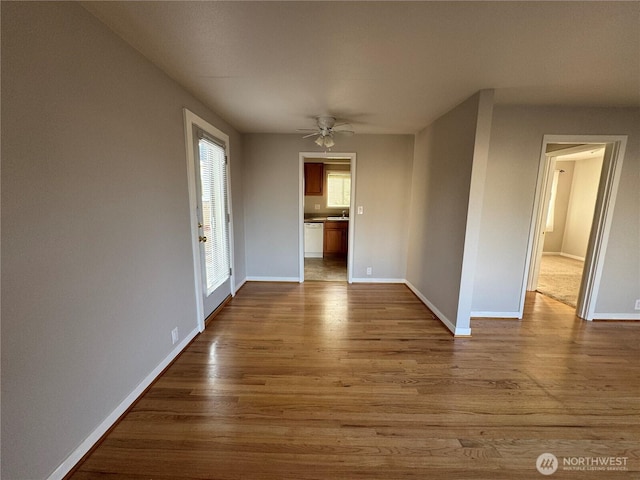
left=70, top=282, right=640, bottom=479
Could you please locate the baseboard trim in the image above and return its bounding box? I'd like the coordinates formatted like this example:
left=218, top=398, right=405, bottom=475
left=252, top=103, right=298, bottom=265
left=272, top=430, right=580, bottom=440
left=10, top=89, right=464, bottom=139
left=560, top=252, right=585, bottom=261
left=404, top=281, right=471, bottom=337
left=542, top=252, right=586, bottom=262
left=50, top=327, right=200, bottom=480
left=245, top=276, right=300, bottom=282
left=471, top=311, right=521, bottom=319
left=590, top=313, right=640, bottom=321
left=351, top=277, right=405, bottom=283
left=234, top=277, right=248, bottom=292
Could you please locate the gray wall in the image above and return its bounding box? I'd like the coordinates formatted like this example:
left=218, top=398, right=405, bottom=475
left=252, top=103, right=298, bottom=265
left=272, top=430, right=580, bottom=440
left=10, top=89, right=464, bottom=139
left=1, top=3, right=245, bottom=478
left=243, top=134, right=414, bottom=280
left=472, top=106, right=640, bottom=316
left=405, top=92, right=490, bottom=333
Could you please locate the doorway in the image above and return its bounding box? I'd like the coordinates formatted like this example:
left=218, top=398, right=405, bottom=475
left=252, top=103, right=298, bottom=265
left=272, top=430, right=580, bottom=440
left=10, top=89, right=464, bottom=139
left=299, top=152, right=356, bottom=283
left=524, top=135, right=627, bottom=320
left=534, top=143, right=605, bottom=307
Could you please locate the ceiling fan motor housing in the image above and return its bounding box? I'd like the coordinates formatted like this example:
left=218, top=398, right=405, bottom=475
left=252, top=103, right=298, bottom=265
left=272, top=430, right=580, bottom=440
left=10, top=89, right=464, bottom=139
left=316, top=116, right=336, bottom=132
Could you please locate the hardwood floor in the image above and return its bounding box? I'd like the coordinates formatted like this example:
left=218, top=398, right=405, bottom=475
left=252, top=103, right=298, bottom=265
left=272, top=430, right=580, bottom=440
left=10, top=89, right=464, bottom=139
left=70, top=283, right=640, bottom=479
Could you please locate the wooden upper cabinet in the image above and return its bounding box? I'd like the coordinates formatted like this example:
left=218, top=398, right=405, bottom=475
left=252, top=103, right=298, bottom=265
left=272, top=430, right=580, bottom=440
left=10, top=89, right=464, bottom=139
left=304, top=163, right=324, bottom=196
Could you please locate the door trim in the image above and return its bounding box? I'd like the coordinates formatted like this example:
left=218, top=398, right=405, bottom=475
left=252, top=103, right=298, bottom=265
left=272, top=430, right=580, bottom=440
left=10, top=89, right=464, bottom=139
left=183, top=108, right=235, bottom=332
left=521, top=134, right=627, bottom=320
left=299, top=152, right=357, bottom=283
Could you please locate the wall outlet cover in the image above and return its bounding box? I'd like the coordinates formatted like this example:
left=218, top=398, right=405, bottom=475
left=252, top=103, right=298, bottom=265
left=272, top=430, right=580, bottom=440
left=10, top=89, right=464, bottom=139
left=171, top=327, right=179, bottom=344
left=366, top=267, right=372, bottom=275
left=635, top=299, right=640, bottom=310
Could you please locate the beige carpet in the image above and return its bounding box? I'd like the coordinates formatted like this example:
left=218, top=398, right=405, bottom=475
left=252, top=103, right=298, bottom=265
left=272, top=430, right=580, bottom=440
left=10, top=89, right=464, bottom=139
left=537, top=254, right=584, bottom=307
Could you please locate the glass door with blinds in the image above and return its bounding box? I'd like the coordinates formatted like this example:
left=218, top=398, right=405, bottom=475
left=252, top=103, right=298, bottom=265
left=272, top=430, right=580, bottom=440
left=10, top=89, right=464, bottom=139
left=193, top=128, right=231, bottom=317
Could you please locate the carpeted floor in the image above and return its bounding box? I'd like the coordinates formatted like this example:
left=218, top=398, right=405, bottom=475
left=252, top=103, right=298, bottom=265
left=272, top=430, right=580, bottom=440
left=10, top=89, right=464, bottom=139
left=537, top=254, right=584, bottom=307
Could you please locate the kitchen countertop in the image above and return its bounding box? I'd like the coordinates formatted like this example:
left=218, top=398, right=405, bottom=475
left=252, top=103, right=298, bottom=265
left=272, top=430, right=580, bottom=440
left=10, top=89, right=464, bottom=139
left=305, top=217, right=349, bottom=223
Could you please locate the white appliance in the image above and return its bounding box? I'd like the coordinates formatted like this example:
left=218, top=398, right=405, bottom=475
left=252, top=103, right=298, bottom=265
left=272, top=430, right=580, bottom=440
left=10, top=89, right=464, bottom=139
left=304, top=222, right=324, bottom=258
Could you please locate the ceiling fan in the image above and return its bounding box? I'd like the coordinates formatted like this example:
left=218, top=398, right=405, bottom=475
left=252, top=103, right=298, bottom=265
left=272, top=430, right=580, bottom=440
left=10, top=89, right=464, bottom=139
left=297, top=116, right=355, bottom=148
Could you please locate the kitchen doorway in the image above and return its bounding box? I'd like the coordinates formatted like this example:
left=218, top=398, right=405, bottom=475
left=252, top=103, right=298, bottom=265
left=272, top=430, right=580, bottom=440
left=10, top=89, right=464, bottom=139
left=299, top=152, right=356, bottom=283
left=523, top=135, right=627, bottom=320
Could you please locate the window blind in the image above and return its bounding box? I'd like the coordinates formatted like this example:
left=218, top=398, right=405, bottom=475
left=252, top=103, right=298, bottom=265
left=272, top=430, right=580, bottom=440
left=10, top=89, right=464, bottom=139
left=198, top=134, right=230, bottom=295
left=326, top=172, right=351, bottom=208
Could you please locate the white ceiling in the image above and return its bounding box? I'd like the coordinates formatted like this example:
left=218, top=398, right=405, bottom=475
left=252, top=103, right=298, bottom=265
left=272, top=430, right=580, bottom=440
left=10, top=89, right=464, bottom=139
left=83, top=1, right=640, bottom=135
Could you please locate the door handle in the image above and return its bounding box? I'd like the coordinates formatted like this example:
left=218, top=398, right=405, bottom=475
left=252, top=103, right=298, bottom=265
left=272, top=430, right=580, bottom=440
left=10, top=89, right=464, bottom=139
left=199, top=236, right=207, bottom=243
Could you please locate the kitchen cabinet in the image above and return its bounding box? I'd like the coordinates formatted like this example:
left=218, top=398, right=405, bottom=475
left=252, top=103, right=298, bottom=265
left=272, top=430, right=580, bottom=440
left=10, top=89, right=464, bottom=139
left=304, top=163, right=324, bottom=196
left=323, top=221, right=348, bottom=255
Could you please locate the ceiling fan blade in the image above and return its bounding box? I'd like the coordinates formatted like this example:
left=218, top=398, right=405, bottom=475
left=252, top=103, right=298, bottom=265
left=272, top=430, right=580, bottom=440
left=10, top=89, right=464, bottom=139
left=333, top=122, right=352, bottom=129
left=302, top=132, right=321, bottom=138
left=335, top=130, right=355, bottom=136
left=297, top=128, right=319, bottom=132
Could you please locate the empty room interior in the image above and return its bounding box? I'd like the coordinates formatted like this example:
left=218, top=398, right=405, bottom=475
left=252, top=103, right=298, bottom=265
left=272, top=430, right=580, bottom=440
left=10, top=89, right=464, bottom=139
left=2, top=2, right=639, bottom=479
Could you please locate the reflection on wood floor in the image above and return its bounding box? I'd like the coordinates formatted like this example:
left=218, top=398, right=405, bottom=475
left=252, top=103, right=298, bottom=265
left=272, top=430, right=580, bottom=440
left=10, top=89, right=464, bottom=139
left=304, top=255, right=347, bottom=281
left=70, top=283, right=640, bottom=479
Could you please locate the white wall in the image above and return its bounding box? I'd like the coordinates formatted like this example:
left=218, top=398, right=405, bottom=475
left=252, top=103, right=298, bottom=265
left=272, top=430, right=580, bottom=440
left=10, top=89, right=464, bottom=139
left=406, top=91, right=494, bottom=335
left=562, top=156, right=604, bottom=259
left=243, top=134, right=414, bottom=281
left=1, top=3, right=245, bottom=478
left=472, top=106, right=639, bottom=316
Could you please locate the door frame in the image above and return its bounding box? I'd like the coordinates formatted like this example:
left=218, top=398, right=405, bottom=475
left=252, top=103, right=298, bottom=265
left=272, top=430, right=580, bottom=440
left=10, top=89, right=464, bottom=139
left=299, top=152, right=357, bottom=283
left=183, top=108, right=236, bottom=332
left=522, top=134, right=627, bottom=320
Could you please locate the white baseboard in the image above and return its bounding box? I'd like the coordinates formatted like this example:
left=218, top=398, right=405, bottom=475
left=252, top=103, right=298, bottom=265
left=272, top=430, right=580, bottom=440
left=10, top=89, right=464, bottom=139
left=542, top=252, right=586, bottom=262
left=471, top=311, right=521, bottom=319
left=404, top=281, right=471, bottom=336
left=245, top=276, right=300, bottom=282
left=304, top=252, right=323, bottom=258
left=590, top=313, right=640, bottom=321
left=351, top=277, right=405, bottom=283
left=560, top=252, right=585, bottom=261
left=234, top=276, right=248, bottom=292
left=47, top=326, right=200, bottom=480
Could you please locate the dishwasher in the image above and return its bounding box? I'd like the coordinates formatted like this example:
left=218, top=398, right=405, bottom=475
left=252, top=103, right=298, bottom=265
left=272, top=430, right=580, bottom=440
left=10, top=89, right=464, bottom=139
left=304, top=222, right=324, bottom=258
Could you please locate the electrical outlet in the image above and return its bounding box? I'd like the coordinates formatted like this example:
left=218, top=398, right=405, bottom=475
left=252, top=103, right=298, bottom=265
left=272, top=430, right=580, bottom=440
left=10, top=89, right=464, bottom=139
left=171, top=327, right=179, bottom=345
left=366, top=267, right=372, bottom=275
left=635, top=299, right=640, bottom=310
left=358, top=206, right=364, bottom=215
left=314, top=204, right=320, bottom=210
